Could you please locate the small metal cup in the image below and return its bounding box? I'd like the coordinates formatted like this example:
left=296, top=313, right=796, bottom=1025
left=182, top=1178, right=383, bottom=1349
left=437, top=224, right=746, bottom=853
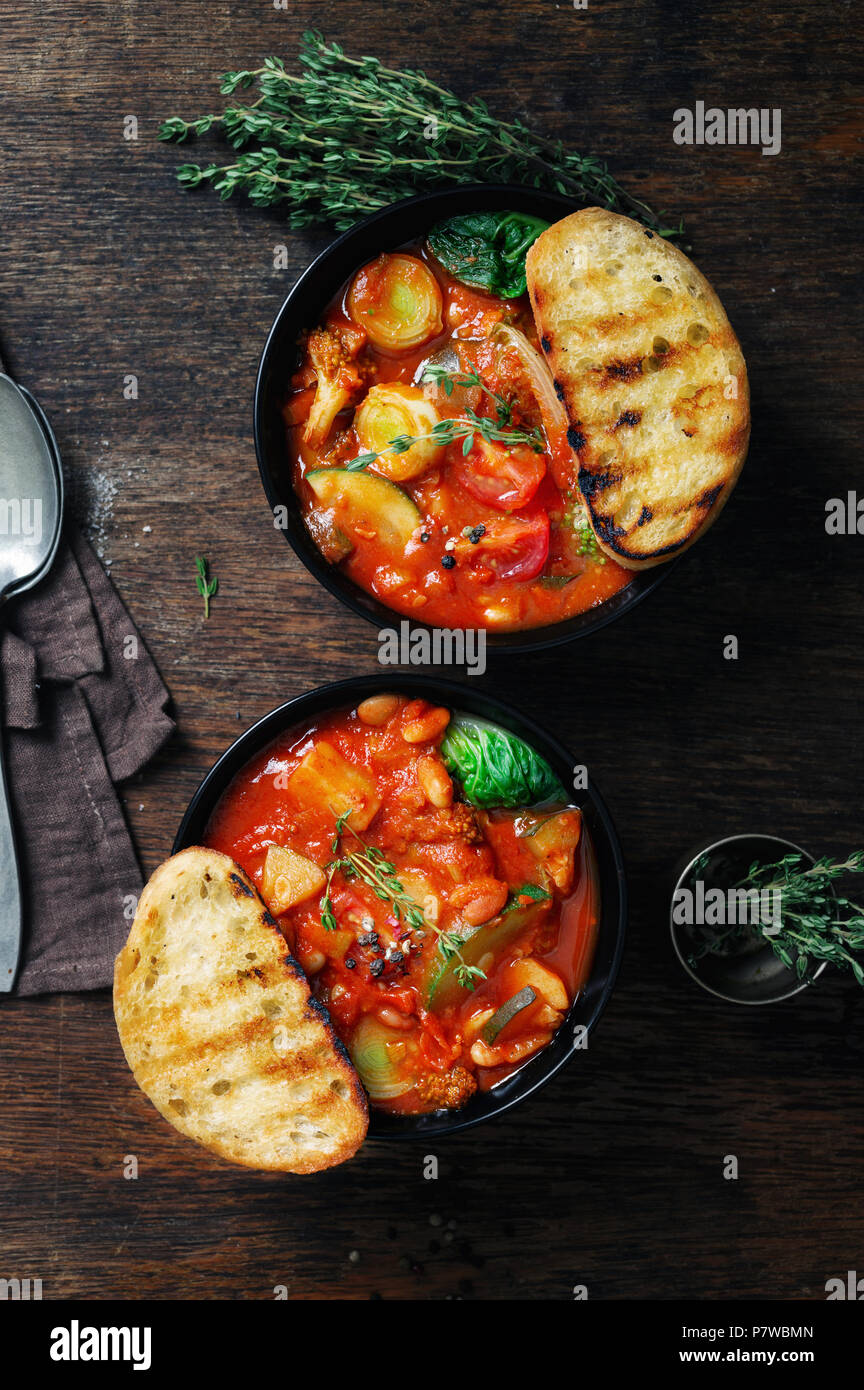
left=670, top=833, right=828, bottom=1005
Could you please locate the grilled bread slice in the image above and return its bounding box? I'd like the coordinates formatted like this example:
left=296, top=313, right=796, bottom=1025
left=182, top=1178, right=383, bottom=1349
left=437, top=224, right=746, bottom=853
left=114, top=848, right=368, bottom=1173
left=526, top=208, right=749, bottom=568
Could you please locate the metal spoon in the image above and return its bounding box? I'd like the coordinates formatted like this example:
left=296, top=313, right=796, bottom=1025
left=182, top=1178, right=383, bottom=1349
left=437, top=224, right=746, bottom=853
left=0, top=374, right=64, bottom=991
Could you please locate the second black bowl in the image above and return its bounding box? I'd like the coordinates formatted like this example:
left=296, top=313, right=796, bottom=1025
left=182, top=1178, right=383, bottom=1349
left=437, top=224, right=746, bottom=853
left=174, top=674, right=627, bottom=1139
left=254, top=183, right=674, bottom=655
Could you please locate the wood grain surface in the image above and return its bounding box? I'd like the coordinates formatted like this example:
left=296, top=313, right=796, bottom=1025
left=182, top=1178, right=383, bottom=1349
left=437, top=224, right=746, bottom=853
left=0, top=0, right=861, bottom=1301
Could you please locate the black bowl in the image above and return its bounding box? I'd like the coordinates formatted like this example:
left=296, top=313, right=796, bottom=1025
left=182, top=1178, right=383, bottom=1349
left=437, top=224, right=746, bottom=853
left=174, top=674, right=627, bottom=1139
left=254, top=183, right=674, bottom=655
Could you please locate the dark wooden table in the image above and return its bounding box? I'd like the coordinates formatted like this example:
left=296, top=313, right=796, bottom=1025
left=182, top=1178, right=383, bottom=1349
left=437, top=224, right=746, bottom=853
left=0, top=0, right=861, bottom=1301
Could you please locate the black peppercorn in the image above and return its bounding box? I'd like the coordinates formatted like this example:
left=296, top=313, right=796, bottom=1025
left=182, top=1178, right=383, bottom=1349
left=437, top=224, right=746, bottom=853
left=441, top=554, right=456, bottom=570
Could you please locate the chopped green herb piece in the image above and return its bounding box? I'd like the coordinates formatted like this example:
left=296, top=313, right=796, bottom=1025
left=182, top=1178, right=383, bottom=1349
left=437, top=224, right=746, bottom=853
left=194, top=555, right=218, bottom=618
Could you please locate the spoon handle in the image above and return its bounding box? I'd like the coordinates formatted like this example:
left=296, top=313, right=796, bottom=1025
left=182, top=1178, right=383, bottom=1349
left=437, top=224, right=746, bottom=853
left=0, top=725, right=22, bottom=992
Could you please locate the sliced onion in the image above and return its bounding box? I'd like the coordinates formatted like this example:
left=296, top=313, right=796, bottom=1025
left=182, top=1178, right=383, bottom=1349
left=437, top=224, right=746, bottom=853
left=415, top=346, right=482, bottom=414
left=492, top=323, right=570, bottom=455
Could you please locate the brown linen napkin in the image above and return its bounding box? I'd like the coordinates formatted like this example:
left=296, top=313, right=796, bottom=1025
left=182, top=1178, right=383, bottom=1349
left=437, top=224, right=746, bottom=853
left=0, top=384, right=174, bottom=992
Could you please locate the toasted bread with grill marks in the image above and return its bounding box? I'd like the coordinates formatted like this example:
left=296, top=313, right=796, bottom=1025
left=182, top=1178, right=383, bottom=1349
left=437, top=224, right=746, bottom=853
left=526, top=208, right=749, bottom=568
left=114, top=848, right=367, bottom=1173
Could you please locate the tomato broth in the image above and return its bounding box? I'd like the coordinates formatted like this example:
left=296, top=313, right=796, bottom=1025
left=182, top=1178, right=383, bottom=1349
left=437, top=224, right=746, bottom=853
left=205, top=695, right=600, bottom=1114
left=285, top=235, right=631, bottom=632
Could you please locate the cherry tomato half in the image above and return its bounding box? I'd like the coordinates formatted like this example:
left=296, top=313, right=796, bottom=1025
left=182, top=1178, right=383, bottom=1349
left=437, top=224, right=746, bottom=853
left=462, top=514, right=550, bottom=581
left=454, top=436, right=547, bottom=512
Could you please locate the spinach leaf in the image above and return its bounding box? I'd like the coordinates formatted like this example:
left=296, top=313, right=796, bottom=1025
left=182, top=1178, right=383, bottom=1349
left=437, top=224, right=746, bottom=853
left=441, top=714, right=568, bottom=808
left=427, top=211, right=549, bottom=299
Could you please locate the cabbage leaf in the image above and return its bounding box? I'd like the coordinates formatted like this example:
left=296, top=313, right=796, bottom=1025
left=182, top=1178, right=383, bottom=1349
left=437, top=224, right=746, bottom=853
left=441, top=714, right=568, bottom=808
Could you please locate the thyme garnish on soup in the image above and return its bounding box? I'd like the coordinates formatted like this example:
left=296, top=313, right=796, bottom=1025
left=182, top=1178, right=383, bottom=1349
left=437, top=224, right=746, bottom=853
left=345, top=366, right=544, bottom=473
left=320, top=809, right=486, bottom=992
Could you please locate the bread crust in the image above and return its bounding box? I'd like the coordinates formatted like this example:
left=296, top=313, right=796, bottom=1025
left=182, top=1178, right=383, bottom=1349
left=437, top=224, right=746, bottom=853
left=114, top=848, right=368, bottom=1173
left=526, top=208, right=750, bottom=568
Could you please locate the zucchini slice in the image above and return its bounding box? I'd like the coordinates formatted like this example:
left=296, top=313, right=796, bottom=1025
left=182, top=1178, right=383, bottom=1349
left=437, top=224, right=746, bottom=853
left=306, top=468, right=421, bottom=550
left=426, top=900, right=548, bottom=1012
left=482, top=986, right=537, bottom=1044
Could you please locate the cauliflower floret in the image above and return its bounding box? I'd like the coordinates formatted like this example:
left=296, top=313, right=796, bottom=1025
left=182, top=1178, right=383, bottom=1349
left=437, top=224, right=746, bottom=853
left=303, top=325, right=371, bottom=447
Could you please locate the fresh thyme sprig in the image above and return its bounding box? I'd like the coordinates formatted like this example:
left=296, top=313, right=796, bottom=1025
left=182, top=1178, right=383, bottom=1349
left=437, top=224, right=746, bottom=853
left=194, top=555, right=218, bottom=618
left=737, top=851, right=864, bottom=985
left=691, top=850, right=864, bottom=986
left=320, top=812, right=427, bottom=931
left=159, top=31, right=683, bottom=239
left=320, top=809, right=486, bottom=990
left=423, top=364, right=514, bottom=416
left=436, top=937, right=487, bottom=991
left=345, top=366, right=544, bottom=472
